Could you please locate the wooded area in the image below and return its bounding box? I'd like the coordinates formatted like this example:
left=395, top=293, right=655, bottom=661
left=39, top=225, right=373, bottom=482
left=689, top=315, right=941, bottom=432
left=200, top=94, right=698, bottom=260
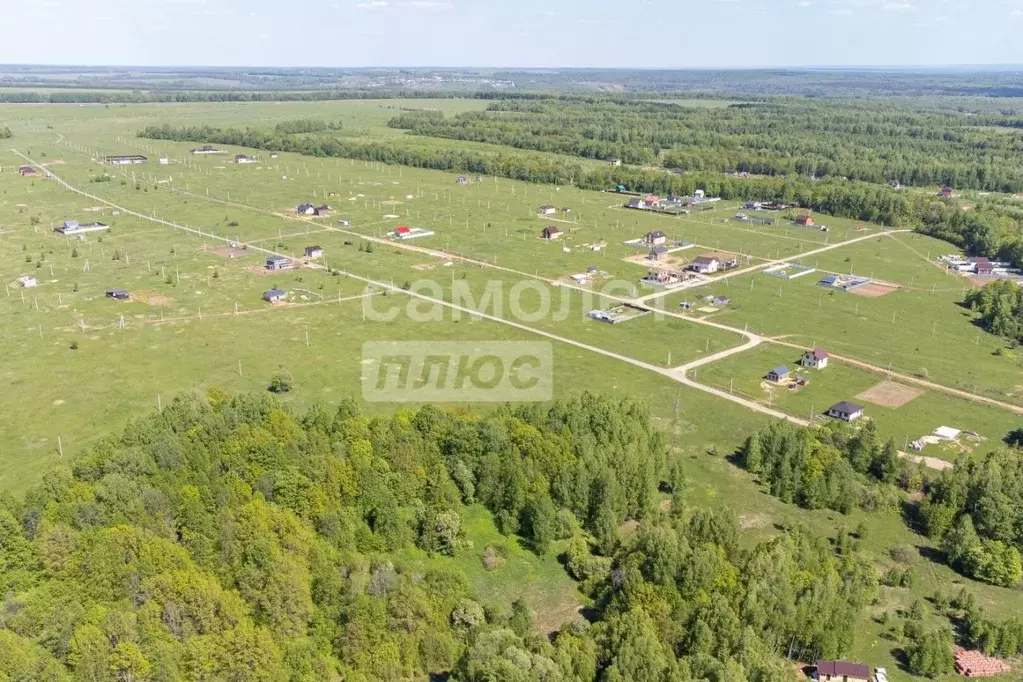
left=0, top=390, right=890, bottom=681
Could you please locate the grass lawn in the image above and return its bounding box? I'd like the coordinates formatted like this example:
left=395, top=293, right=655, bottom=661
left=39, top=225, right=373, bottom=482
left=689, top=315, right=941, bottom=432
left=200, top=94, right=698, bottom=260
left=695, top=344, right=1019, bottom=460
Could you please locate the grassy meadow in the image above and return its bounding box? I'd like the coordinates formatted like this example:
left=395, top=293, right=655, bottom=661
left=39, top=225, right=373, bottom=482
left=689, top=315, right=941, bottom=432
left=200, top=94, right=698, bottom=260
left=3, top=99, right=1023, bottom=680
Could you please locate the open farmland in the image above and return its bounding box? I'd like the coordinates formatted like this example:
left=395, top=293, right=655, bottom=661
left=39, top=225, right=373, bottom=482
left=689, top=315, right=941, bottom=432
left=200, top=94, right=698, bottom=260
left=4, top=94, right=1023, bottom=682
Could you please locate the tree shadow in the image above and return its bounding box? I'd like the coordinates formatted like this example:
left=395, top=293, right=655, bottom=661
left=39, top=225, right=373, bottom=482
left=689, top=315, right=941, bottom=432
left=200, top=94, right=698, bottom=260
left=916, top=544, right=947, bottom=566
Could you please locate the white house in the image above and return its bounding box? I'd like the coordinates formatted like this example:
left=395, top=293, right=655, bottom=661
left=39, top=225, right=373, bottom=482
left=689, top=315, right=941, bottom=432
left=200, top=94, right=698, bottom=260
left=801, top=348, right=829, bottom=370
left=538, top=204, right=557, bottom=215
left=16, top=276, right=37, bottom=288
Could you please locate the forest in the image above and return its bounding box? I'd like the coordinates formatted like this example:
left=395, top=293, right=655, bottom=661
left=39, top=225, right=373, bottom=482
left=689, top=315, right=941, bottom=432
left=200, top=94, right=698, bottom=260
left=138, top=122, right=1023, bottom=267
left=964, top=279, right=1023, bottom=342
left=0, top=389, right=898, bottom=681
left=388, top=99, right=1023, bottom=192
left=740, top=420, right=905, bottom=516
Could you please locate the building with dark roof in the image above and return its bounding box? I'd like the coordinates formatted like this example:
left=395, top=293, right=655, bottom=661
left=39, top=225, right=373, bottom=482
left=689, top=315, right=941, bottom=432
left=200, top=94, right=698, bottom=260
left=815, top=660, right=870, bottom=682
left=827, top=402, right=865, bottom=422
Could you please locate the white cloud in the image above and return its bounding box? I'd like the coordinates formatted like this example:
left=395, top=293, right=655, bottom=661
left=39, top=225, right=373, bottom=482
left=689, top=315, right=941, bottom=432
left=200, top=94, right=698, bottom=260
left=355, top=0, right=388, bottom=8
left=881, top=1, right=914, bottom=11
left=797, top=0, right=813, bottom=6
left=1013, top=8, right=1023, bottom=16
left=829, top=8, right=853, bottom=15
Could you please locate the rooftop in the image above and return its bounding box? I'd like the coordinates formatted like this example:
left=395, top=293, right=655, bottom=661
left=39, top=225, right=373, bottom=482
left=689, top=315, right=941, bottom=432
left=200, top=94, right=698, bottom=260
left=816, top=660, right=870, bottom=679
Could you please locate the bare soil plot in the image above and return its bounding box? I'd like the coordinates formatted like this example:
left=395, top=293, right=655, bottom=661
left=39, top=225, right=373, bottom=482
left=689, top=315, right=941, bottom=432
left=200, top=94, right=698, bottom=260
left=623, top=252, right=690, bottom=269
left=212, top=246, right=249, bottom=258
left=849, top=281, right=900, bottom=298
left=246, top=265, right=274, bottom=277
left=130, top=290, right=175, bottom=307
left=856, top=381, right=923, bottom=408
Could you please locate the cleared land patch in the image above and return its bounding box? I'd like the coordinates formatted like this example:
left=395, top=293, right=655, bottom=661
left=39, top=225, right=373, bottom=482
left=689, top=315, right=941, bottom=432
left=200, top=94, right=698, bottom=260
left=856, top=380, right=923, bottom=408
left=849, top=281, right=900, bottom=298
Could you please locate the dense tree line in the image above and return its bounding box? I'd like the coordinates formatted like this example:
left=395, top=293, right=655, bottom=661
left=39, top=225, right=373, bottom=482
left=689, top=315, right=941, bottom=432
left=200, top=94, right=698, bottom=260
left=274, top=119, right=343, bottom=135
left=388, top=99, right=1023, bottom=192
left=919, top=448, right=1023, bottom=587
left=740, top=421, right=904, bottom=514
left=964, top=280, right=1023, bottom=342
left=138, top=122, right=1023, bottom=267
left=0, top=388, right=890, bottom=680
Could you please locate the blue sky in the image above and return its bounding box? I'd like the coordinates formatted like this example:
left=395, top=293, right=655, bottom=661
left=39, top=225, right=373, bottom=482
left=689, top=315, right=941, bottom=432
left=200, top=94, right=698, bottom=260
left=3, top=0, right=1023, bottom=68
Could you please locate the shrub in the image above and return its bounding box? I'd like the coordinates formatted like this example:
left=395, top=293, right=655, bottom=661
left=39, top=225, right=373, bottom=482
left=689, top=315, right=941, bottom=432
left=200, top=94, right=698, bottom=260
left=268, top=367, right=293, bottom=393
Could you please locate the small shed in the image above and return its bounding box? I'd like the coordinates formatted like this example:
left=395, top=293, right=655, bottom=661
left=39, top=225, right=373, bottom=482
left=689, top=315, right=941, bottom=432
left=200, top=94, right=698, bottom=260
left=766, top=366, right=791, bottom=383
left=541, top=225, right=561, bottom=240
left=304, top=246, right=324, bottom=259
left=794, top=214, right=815, bottom=227
left=314, top=205, right=332, bottom=217
left=538, top=205, right=557, bottom=215
left=106, top=289, right=130, bottom=300
left=263, top=288, right=287, bottom=303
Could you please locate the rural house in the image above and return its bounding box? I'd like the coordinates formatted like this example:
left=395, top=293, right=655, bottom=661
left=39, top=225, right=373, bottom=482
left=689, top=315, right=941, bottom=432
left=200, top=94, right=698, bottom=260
left=800, top=348, right=829, bottom=370
left=18, top=166, right=39, bottom=177
left=541, top=226, right=562, bottom=240
left=456, top=175, right=469, bottom=184
left=314, top=205, right=332, bottom=217
left=745, top=200, right=762, bottom=210
left=815, top=660, right=870, bottom=682
left=688, top=252, right=737, bottom=275
left=938, top=186, right=955, bottom=198
left=538, top=205, right=557, bottom=215
left=625, top=197, right=647, bottom=210
left=689, top=256, right=721, bottom=274
left=265, top=255, right=291, bottom=271
left=887, top=179, right=902, bottom=189
left=648, top=246, right=668, bottom=260
left=644, top=231, right=668, bottom=246
left=794, top=214, right=815, bottom=227
left=968, top=257, right=994, bottom=275
left=16, top=276, right=37, bottom=288
left=609, top=157, right=621, bottom=167
left=263, top=288, right=287, bottom=303
left=766, top=366, right=791, bottom=383
left=106, top=289, right=130, bottom=301
left=827, top=401, right=865, bottom=422
left=644, top=194, right=661, bottom=207
left=191, top=145, right=222, bottom=155
left=234, top=154, right=257, bottom=164
left=304, top=246, right=324, bottom=259
left=296, top=203, right=316, bottom=215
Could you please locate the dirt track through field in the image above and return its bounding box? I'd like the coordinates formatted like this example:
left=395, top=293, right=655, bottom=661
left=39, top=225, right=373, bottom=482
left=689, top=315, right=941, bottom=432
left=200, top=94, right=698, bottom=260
left=14, top=146, right=988, bottom=471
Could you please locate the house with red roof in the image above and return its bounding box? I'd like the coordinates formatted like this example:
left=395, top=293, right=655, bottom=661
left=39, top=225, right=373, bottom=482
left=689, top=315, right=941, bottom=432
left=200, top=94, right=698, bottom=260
left=800, top=347, right=829, bottom=370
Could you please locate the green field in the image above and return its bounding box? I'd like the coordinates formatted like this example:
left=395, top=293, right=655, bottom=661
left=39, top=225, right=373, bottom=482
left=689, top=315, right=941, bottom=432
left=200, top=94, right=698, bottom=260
left=3, top=98, right=1023, bottom=681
